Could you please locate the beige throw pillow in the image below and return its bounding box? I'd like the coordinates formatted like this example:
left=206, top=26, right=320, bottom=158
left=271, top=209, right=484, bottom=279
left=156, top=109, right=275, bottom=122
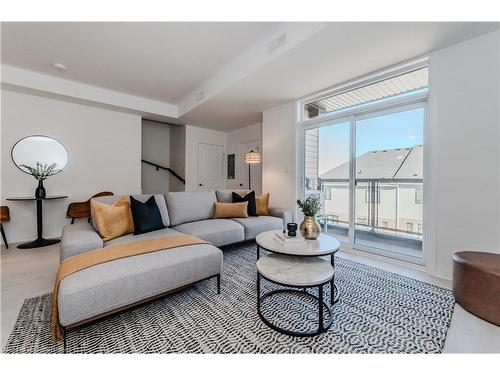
left=256, top=193, right=270, bottom=215
left=90, top=196, right=134, bottom=241
left=213, top=202, right=249, bottom=219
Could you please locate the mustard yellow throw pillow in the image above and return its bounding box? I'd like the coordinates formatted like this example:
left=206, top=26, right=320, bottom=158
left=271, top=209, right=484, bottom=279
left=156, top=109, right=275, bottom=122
left=213, top=202, right=249, bottom=219
left=256, top=193, right=270, bottom=215
left=91, top=196, right=134, bottom=241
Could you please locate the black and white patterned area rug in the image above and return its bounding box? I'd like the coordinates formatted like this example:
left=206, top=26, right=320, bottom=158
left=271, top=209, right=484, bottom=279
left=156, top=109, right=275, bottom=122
left=4, top=242, right=454, bottom=354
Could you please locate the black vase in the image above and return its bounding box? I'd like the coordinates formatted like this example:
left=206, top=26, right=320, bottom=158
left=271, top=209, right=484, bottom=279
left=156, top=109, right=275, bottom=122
left=35, top=180, right=46, bottom=198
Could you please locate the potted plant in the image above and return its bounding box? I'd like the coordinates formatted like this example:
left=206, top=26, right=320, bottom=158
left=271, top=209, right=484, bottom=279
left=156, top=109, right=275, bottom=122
left=296, top=196, right=321, bottom=239
left=20, top=162, right=60, bottom=198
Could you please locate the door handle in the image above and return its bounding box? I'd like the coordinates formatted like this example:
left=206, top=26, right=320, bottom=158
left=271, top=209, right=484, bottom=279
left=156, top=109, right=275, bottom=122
left=199, top=183, right=204, bottom=186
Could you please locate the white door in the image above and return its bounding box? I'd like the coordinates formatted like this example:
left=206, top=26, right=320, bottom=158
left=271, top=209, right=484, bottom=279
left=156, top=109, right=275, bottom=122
left=239, top=140, right=260, bottom=191
left=197, top=143, right=225, bottom=190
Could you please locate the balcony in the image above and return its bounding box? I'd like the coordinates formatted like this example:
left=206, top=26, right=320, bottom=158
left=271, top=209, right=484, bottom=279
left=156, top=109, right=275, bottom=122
left=314, top=178, right=423, bottom=262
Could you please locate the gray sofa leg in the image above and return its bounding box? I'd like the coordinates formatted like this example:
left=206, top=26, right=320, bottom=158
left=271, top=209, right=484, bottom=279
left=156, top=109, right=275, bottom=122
left=216, top=274, right=221, bottom=294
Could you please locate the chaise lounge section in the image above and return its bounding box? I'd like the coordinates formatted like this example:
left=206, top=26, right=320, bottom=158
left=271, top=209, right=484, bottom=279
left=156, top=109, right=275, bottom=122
left=58, top=190, right=291, bottom=331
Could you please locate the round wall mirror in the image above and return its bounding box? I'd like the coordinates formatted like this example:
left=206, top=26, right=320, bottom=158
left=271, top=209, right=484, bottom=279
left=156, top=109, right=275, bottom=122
left=11, top=135, right=69, bottom=177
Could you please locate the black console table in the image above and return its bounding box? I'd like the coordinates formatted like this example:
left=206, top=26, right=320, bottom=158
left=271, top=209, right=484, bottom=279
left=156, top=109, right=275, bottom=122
left=6, top=195, right=68, bottom=249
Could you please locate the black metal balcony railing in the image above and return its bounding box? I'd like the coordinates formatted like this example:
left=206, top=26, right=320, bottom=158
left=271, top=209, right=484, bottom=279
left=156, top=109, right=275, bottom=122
left=319, top=215, right=422, bottom=238
left=307, top=177, right=423, bottom=241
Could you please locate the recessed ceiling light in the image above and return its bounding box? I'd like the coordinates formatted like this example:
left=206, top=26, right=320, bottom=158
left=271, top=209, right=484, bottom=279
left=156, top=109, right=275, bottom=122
left=53, top=62, right=67, bottom=72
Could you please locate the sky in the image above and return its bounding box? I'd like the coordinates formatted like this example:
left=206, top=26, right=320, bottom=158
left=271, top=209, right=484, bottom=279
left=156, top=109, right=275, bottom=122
left=316, top=107, right=424, bottom=174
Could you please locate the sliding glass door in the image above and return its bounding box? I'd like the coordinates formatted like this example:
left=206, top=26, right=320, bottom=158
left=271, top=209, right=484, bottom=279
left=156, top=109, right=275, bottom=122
left=300, top=62, right=429, bottom=264
left=302, top=103, right=426, bottom=264
left=353, top=105, right=424, bottom=261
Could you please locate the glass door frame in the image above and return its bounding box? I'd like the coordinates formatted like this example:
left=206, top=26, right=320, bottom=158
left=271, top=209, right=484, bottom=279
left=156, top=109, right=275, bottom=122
left=298, top=98, right=428, bottom=265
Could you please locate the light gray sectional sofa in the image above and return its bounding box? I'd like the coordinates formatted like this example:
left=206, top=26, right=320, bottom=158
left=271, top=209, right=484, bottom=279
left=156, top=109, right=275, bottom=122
left=58, top=190, right=291, bottom=330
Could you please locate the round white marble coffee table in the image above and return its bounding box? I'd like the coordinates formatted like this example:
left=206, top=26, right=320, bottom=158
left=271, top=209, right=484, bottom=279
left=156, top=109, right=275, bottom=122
left=256, top=253, right=334, bottom=336
left=256, top=230, right=341, bottom=305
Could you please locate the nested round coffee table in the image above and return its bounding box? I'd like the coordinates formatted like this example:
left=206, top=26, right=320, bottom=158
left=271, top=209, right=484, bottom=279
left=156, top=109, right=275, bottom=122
left=256, top=253, right=334, bottom=336
left=255, top=230, right=341, bottom=305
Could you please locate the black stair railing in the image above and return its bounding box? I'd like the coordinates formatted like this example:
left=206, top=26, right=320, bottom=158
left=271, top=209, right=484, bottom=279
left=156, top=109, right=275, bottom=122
left=141, top=159, right=185, bottom=185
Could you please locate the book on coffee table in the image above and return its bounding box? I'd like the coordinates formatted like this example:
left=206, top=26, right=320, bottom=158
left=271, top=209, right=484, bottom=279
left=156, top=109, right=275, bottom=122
left=274, top=232, right=306, bottom=246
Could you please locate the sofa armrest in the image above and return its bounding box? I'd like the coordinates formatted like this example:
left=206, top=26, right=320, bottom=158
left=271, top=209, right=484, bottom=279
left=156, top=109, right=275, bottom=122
left=268, top=207, right=292, bottom=227
left=60, top=222, right=104, bottom=262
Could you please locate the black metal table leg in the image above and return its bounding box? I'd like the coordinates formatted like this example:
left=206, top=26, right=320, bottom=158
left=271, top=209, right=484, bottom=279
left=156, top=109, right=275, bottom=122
left=318, top=285, right=324, bottom=333
left=257, top=244, right=260, bottom=260
left=17, top=199, right=60, bottom=249
left=257, top=270, right=333, bottom=337
left=256, top=273, right=261, bottom=311
left=257, top=287, right=333, bottom=337
left=330, top=253, right=340, bottom=305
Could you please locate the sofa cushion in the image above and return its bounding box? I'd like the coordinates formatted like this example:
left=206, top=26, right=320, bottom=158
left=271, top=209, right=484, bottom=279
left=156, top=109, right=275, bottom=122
left=215, top=189, right=250, bottom=203
left=166, top=191, right=217, bottom=226
left=58, top=243, right=223, bottom=326
left=91, top=194, right=170, bottom=229
left=173, top=219, right=245, bottom=247
left=230, top=216, right=284, bottom=240
left=105, top=227, right=182, bottom=247
left=60, top=222, right=104, bottom=261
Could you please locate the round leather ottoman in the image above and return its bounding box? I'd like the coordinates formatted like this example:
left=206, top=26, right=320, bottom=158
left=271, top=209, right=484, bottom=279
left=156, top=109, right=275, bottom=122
left=453, top=251, right=500, bottom=326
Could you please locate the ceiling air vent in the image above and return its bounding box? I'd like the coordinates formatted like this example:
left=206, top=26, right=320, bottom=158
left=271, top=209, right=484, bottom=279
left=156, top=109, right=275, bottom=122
left=195, top=89, right=204, bottom=102
left=268, top=32, right=287, bottom=54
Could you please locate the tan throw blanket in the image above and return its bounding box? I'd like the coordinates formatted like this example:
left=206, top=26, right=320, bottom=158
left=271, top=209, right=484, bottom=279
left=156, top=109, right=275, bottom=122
left=51, top=234, right=209, bottom=341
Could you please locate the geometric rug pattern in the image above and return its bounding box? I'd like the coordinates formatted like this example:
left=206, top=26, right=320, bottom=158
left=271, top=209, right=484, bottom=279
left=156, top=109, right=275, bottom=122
left=3, top=241, right=454, bottom=353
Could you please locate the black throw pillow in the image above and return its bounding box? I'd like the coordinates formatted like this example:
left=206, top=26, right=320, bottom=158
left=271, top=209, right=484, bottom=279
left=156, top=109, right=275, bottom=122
left=130, top=195, right=166, bottom=235
left=232, top=191, right=258, bottom=217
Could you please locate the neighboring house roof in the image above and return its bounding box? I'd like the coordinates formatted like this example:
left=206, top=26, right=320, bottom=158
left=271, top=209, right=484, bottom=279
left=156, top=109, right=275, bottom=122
left=319, top=145, right=423, bottom=180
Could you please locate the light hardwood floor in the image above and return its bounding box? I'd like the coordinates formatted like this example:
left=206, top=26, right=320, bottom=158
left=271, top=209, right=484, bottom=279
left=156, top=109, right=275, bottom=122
left=1, top=242, right=499, bottom=353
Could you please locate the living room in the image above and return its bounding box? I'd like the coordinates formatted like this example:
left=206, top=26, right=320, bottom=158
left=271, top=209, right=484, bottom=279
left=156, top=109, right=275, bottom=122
left=1, top=0, right=499, bottom=369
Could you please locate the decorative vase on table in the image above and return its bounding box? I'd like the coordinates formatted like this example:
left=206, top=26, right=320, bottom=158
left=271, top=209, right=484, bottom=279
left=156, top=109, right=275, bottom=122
left=299, top=215, right=321, bottom=240
left=296, top=196, right=321, bottom=240
left=35, top=180, right=46, bottom=198
left=20, top=162, right=60, bottom=198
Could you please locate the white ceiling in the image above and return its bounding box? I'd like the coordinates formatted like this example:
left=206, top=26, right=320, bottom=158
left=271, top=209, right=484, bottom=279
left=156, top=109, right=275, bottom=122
left=1, top=22, right=279, bottom=102
left=179, top=22, right=500, bottom=130
left=2, top=22, right=499, bottom=131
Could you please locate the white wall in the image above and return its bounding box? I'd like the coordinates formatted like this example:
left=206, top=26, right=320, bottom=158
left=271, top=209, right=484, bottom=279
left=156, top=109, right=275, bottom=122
left=184, top=125, right=227, bottom=191
left=262, top=102, right=297, bottom=215
left=262, top=30, right=500, bottom=280
left=226, top=122, right=262, bottom=194
left=169, top=124, right=186, bottom=192
left=141, top=120, right=170, bottom=194
left=1, top=89, right=142, bottom=243
left=428, top=30, right=500, bottom=279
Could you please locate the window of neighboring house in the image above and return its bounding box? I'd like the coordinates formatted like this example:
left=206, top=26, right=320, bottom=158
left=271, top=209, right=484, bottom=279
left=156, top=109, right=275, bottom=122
left=332, top=215, right=339, bottom=222
left=407, top=223, right=414, bottom=233
left=415, top=187, right=423, bottom=204
left=382, top=221, right=388, bottom=228
left=417, top=223, right=422, bottom=234
left=324, top=188, right=332, bottom=200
